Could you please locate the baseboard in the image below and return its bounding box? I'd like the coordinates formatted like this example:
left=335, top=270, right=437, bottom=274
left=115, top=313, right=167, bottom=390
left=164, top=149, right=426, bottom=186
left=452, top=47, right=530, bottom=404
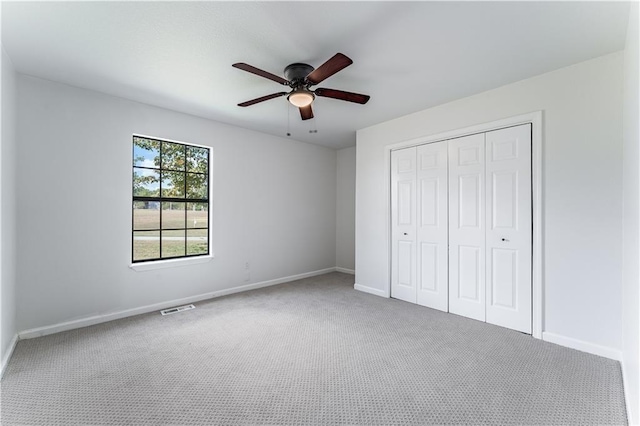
left=18, top=267, right=336, bottom=340
left=542, top=332, right=622, bottom=361
left=354, top=283, right=388, bottom=298
left=1, top=334, right=19, bottom=380
left=335, top=267, right=355, bottom=275
left=621, top=356, right=635, bottom=425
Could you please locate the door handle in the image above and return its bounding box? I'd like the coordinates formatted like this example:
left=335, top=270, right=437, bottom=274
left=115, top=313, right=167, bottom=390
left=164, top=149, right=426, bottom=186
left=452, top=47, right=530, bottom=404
left=403, top=232, right=408, bottom=236
left=501, top=238, right=509, bottom=242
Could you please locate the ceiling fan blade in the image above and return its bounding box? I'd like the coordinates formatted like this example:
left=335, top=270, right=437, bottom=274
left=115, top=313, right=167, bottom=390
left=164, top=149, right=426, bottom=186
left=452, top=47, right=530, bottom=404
left=306, top=53, right=353, bottom=85
left=299, top=105, right=314, bottom=120
left=238, top=92, right=288, bottom=107
left=232, top=63, right=289, bottom=85
left=315, top=88, right=370, bottom=104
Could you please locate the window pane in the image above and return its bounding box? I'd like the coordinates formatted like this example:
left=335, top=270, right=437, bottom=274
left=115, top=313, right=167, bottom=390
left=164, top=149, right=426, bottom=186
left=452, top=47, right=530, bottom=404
left=186, top=173, right=208, bottom=199
left=162, top=230, right=185, bottom=258
left=162, top=202, right=185, bottom=229
left=162, top=142, right=186, bottom=171
left=161, top=171, right=185, bottom=198
left=187, top=229, right=208, bottom=255
left=133, top=137, right=160, bottom=168
left=187, top=203, right=208, bottom=228
left=132, top=136, right=210, bottom=263
left=187, top=146, right=208, bottom=174
left=133, top=202, right=160, bottom=230
left=133, top=231, right=160, bottom=261
left=133, top=168, right=160, bottom=197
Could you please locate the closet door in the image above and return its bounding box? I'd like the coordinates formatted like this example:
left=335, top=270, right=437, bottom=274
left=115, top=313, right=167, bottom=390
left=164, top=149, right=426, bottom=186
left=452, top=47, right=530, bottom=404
left=448, top=133, right=486, bottom=322
left=391, top=147, right=417, bottom=303
left=485, top=124, right=532, bottom=333
left=416, top=142, right=448, bottom=311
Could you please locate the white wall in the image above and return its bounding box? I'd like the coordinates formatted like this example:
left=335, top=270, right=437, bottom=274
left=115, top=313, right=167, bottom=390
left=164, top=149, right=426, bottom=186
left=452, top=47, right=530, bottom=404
left=356, top=52, right=624, bottom=352
left=1, top=47, right=18, bottom=371
left=622, top=3, right=639, bottom=423
left=15, top=75, right=337, bottom=332
left=336, top=146, right=356, bottom=271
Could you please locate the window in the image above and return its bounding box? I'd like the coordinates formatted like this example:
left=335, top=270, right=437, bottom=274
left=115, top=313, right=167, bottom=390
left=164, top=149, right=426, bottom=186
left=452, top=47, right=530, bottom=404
left=132, top=135, right=210, bottom=263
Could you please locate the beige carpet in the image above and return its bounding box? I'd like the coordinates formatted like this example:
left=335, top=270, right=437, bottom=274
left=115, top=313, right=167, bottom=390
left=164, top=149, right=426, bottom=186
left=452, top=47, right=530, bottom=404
left=0, top=272, right=627, bottom=425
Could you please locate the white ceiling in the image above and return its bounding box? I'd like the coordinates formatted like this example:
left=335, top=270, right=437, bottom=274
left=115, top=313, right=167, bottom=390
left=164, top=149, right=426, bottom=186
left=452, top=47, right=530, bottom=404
left=1, top=1, right=630, bottom=149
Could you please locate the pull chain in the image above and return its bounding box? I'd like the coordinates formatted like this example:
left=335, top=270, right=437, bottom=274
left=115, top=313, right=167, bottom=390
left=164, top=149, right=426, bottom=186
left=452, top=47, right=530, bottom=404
left=309, top=107, right=318, bottom=134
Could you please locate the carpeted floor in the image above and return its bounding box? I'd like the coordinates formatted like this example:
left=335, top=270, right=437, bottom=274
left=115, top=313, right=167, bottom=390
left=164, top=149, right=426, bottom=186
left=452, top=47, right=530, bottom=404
left=0, top=272, right=627, bottom=425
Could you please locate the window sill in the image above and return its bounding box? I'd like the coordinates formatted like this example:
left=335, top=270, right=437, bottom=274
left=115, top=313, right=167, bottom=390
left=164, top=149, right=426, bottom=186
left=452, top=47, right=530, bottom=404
left=130, top=254, right=214, bottom=272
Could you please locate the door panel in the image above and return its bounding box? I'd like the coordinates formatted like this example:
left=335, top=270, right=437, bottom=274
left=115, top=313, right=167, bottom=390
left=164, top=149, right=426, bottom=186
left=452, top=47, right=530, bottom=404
left=416, top=142, right=448, bottom=311
left=485, top=124, right=532, bottom=333
left=491, top=171, right=517, bottom=229
left=458, top=245, right=481, bottom=301
left=419, top=242, right=438, bottom=291
left=397, top=181, right=413, bottom=225
left=420, top=178, right=439, bottom=226
left=491, top=248, right=517, bottom=309
left=448, top=133, right=486, bottom=322
left=391, top=147, right=417, bottom=303
left=397, top=241, right=414, bottom=288
left=459, top=174, right=481, bottom=228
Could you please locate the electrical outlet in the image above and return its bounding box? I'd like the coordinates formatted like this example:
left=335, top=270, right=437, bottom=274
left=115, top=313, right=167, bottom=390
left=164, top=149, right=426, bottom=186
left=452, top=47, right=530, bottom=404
left=243, top=261, right=251, bottom=282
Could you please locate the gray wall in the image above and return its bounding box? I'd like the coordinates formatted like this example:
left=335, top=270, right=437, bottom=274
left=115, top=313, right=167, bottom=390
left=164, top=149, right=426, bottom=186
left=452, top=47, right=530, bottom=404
left=621, top=3, right=639, bottom=422
left=1, top=47, right=18, bottom=371
left=336, top=146, right=356, bottom=271
left=15, top=75, right=337, bottom=332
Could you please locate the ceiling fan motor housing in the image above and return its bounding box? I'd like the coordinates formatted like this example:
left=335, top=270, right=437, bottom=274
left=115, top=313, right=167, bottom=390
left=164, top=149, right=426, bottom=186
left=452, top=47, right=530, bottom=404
left=284, top=63, right=314, bottom=87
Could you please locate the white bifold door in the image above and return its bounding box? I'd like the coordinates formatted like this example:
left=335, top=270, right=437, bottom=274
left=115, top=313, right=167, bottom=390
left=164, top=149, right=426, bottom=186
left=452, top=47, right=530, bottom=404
left=448, top=133, right=486, bottom=322
left=391, top=142, right=449, bottom=311
left=485, top=125, right=531, bottom=333
left=391, top=124, right=532, bottom=334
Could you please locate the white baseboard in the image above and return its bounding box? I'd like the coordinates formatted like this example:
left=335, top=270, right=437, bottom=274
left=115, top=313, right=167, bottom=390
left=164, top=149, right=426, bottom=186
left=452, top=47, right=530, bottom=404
left=19, top=267, right=336, bottom=340
left=335, top=267, right=355, bottom=275
left=621, top=356, right=635, bottom=425
left=542, top=332, right=622, bottom=361
left=1, top=334, right=18, bottom=380
left=354, top=283, right=388, bottom=298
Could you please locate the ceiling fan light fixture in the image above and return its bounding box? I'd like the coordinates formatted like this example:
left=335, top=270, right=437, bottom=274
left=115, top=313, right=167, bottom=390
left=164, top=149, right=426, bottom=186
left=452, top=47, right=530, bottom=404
left=288, top=89, right=315, bottom=107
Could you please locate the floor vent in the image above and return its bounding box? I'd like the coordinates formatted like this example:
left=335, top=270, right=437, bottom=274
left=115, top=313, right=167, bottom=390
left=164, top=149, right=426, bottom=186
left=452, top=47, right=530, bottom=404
left=160, top=304, right=195, bottom=316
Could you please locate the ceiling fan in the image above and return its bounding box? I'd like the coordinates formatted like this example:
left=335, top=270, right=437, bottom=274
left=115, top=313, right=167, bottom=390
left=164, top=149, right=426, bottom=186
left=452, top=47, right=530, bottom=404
left=232, top=53, right=370, bottom=120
